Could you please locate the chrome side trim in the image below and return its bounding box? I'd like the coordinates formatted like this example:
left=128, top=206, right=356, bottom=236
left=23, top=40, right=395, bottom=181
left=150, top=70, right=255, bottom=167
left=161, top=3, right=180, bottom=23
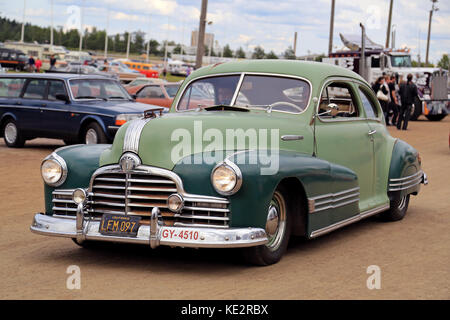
left=122, top=118, right=152, bottom=153
left=388, top=170, right=424, bottom=191
left=310, top=203, right=390, bottom=238
left=308, top=187, right=360, bottom=213
left=281, top=135, right=304, bottom=141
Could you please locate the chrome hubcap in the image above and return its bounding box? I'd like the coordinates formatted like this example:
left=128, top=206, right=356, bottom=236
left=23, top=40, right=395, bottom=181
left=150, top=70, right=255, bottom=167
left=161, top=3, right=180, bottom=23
left=85, top=129, right=98, bottom=144
left=4, top=123, right=17, bottom=144
left=398, top=195, right=407, bottom=210
left=265, top=191, right=286, bottom=251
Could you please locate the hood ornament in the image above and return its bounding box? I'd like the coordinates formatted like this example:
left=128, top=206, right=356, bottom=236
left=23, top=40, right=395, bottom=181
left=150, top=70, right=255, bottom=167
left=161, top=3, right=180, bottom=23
left=120, top=153, right=141, bottom=172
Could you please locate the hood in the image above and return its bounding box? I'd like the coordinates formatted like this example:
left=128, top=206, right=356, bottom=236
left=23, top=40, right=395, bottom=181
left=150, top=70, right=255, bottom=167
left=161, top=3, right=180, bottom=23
left=79, top=100, right=163, bottom=114
left=100, top=109, right=312, bottom=170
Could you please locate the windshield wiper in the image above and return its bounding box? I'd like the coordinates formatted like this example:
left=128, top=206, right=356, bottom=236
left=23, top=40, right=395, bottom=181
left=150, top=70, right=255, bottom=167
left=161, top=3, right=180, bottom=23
left=107, top=96, right=127, bottom=100
left=76, top=96, right=107, bottom=101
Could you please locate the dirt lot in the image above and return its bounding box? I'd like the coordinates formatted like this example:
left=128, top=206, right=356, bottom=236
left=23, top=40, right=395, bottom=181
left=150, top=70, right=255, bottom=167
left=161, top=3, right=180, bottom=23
left=0, top=116, right=448, bottom=300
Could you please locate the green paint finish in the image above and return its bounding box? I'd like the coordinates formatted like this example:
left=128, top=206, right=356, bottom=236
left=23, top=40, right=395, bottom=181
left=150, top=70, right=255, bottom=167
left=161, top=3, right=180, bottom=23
left=100, top=110, right=314, bottom=170
left=99, top=122, right=128, bottom=167
left=44, top=144, right=111, bottom=215
left=173, top=150, right=358, bottom=233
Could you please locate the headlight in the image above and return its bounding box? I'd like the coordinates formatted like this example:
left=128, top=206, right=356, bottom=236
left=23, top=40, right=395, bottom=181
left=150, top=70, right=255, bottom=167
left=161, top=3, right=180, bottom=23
left=41, top=153, right=67, bottom=187
left=211, top=160, right=242, bottom=196
left=115, top=113, right=143, bottom=126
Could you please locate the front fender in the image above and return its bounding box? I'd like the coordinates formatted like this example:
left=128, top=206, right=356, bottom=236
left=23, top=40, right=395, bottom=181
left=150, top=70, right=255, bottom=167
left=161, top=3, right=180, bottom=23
left=172, top=150, right=359, bottom=230
left=43, top=144, right=111, bottom=214
left=80, top=115, right=110, bottom=139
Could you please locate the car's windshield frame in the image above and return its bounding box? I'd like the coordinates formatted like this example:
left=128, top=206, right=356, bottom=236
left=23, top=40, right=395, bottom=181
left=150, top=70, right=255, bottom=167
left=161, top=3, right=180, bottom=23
left=68, top=78, right=131, bottom=101
left=175, top=72, right=312, bottom=114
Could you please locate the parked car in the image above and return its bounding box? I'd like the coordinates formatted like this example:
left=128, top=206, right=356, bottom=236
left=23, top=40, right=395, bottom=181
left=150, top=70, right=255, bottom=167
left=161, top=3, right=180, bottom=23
left=98, top=64, right=140, bottom=84
left=30, top=60, right=427, bottom=265
left=127, top=82, right=181, bottom=108
left=124, top=77, right=166, bottom=89
left=119, top=60, right=159, bottom=78
left=0, top=73, right=162, bottom=147
left=46, top=65, right=118, bottom=80
left=0, top=48, right=28, bottom=71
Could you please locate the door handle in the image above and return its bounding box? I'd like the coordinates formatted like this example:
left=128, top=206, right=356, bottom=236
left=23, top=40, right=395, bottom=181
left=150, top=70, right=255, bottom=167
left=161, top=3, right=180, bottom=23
left=368, top=129, right=377, bottom=136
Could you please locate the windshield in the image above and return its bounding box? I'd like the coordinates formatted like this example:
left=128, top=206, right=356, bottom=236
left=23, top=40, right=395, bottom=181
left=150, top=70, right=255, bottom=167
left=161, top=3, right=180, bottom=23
left=69, top=79, right=130, bottom=100
left=391, top=55, right=412, bottom=68
left=165, top=84, right=180, bottom=98
left=177, top=74, right=310, bottom=113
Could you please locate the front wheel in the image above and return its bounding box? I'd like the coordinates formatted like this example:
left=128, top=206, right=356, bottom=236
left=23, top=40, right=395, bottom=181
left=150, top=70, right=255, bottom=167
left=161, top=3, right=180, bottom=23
left=380, top=194, right=410, bottom=221
left=83, top=122, right=107, bottom=144
left=2, top=119, right=25, bottom=148
left=242, top=186, right=292, bottom=266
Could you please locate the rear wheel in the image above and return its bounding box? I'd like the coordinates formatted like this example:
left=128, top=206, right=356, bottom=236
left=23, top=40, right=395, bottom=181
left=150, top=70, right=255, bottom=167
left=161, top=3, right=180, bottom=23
left=83, top=122, right=107, bottom=144
left=380, top=193, right=410, bottom=221
left=2, top=119, right=25, bottom=148
left=242, top=185, right=292, bottom=266
left=410, top=97, right=422, bottom=121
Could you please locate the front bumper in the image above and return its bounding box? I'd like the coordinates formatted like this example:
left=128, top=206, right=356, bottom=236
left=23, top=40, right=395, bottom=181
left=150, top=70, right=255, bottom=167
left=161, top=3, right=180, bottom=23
left=30, top=208, right=268, bottom=249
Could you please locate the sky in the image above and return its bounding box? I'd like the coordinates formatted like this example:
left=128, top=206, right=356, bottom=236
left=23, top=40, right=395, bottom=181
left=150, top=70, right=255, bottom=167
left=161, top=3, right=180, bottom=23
left=0, top=0, right=449, bottom=63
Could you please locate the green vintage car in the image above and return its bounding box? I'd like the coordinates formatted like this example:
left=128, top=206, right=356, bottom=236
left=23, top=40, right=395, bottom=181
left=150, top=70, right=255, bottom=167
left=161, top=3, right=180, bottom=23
left=31, top=60, right=427, bottom=265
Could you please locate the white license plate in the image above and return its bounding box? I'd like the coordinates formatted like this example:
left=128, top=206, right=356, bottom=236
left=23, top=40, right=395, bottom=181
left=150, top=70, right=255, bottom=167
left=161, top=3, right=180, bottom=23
left=160, top=227, right=201, bottom=241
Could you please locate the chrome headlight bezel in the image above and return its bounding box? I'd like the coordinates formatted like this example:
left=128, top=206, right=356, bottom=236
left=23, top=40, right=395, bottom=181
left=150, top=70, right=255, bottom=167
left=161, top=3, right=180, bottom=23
left=210, top=160, right=243, bottom=196
left=40, top=153, right=68, bottom=187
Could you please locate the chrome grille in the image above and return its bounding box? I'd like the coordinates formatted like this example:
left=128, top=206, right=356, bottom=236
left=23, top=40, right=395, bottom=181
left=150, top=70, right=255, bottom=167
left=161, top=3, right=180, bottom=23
left=89, top=169, right=230, bottom=228
left=52, top=189, right=77, bottom=216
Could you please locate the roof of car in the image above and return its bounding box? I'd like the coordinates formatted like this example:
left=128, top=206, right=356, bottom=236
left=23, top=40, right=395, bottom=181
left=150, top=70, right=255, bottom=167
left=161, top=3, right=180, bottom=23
left=190, top=60, right=366, bottom=84
left=0, top=73, right=111, bottom=81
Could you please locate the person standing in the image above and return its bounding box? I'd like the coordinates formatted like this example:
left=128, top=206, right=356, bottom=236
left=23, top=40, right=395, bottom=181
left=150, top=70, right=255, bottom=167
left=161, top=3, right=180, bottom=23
left=397, top=74, right=418, bottom=130
left=28, top=55, right=35, bottom=72
left=372, top=76, right=389, bottom=122
left=388, top=75, right=399, bottom=126
left=35, top=58, right=42, bottom=73
left=49, top=54, right=57, bottom=70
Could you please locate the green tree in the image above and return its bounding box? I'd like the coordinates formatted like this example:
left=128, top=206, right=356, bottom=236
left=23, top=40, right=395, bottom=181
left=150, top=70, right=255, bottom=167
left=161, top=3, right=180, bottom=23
left=223, top=44, right=233, bottom=58
left=314, top=54, right=327, bottom=62
left=252, top=46, right=265, bottom=59
left=235, top=47, right=246, bottom=59
left=283, top=46, right=296, bottom=60
left=437, top=54, right=449, bottom=70
left=265, top=51, right=278, bottom=59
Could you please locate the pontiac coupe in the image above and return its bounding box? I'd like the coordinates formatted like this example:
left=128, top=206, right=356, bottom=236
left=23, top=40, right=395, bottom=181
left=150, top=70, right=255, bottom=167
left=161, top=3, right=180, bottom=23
left=30, top=60, right=427, bottom=265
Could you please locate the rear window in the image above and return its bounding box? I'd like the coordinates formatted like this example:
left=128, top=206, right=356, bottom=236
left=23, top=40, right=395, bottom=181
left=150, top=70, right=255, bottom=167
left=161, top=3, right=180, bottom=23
left=0, top=78, right=26, bottom=98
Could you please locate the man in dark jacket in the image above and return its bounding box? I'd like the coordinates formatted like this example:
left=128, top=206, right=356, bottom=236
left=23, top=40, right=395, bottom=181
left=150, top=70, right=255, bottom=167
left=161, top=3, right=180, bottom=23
left=397, top=74, right=418, bottom=130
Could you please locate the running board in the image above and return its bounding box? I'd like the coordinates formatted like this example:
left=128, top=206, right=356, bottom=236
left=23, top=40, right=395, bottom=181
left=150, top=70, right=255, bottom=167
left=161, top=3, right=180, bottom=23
left=309, top=204, right=390, bottom=238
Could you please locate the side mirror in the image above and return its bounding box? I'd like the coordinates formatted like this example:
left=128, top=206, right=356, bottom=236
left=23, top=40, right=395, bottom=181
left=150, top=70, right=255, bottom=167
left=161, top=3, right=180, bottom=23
left=326, top=103, right=340, bottom=117
left=55, top=93, right=70, bottom=103
left=131, top=94, right=137, bottom=100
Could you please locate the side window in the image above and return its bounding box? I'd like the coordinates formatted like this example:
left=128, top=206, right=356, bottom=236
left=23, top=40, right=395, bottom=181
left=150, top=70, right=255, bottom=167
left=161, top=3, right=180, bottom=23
left=47, top=80, right=67, bottom=101
left=138, top=86, right=164, bottom=98
left=0, top=78, right=26, bottom=98
left=318, top=82, right=360, bottom=119
left=358, top=87, right=379, bottom=119
left=23, top=79, right=47, bottom=99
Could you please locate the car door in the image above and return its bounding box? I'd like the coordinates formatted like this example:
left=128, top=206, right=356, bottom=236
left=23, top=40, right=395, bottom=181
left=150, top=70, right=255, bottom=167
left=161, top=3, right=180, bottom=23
left=40, top=79, right=73, bottom=139
left=314, top=79, right=375, bottom=220
left=20, top=78, right=48, bottom=135
left=355, top=83, right=391, bottom=208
